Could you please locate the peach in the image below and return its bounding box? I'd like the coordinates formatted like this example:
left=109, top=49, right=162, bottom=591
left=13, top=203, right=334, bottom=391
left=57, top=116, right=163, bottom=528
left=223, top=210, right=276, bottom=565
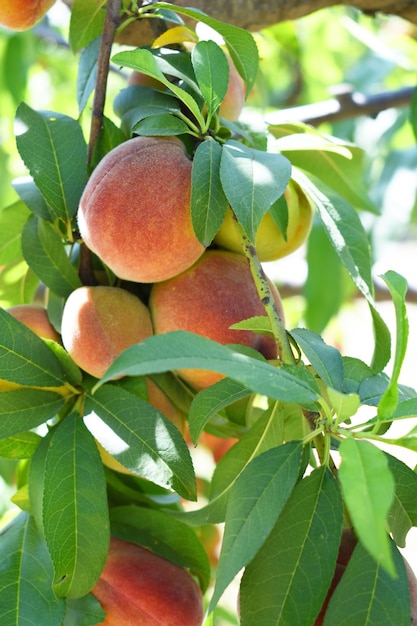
left=61, top=286, right=153, bottom=379
left=149, top=250, right=283, bottom=390
left=0, top=0, right=56, bottom=31
left=219, top=52, right=246, bottom=122
left=214, top=180, right=313, bottom=262
left=92, top=537, right=204, bottom=626
left=6, top=304, right=60, bottom=342
left=77, top=136, right=205, bottom=283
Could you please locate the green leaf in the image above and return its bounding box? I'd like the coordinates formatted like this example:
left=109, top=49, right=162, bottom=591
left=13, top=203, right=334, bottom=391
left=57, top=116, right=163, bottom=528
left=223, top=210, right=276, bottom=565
left=97, top=331, right=320, bottom=407
left=385, top=452, right=417, bottom=547
left=240, top=467, right=343, bottom=625
left=304, top=221, right=349, bottom=333
left=69, top=0, right=106, bottom=52
left=0, top=431, right=42, bottom=459
left=191, top=41, right=229, bottom=121
left=84, top=383, right=196, bottom=500
left=77, top=36, right=100, bottom=115
left=342, top=356, right=374, bottom=395
left=0, top=512, right=65, bottom=626
left=290, top=327, right=344, bottom=390
left=377, top=271, right=409, bottom=421
left=189, top=378, right=251, bottom=444
left=110, top=505, right=210, bottom=591
left=296, top=170, right=391, bottom=372
left=12, top=178, right=52, bottom=220
left=210, top=441, right=304, bottom=610
left=42, top=414, right=110, bottom=598
left=63, top=594, right=106, bottom=626
left=191, top=139, right=228, bottom=246
left=326, top=387, right=360, bottom=423
left=0, top=307, right=67, bottom=386
left=152, top=2, right=259, bottom=93
left=113, top=85, right=181, bottom=120
left=133, top=113, right=191, bottom=136
left=220, top=140, right=291, bottom=241
left=323, top=539, right=411, bottom=625
left=112, top=48, right=205, bottom=128
left=21, top=216, right=82, bottom=298
left=0, top=202, right=30, bottom=266
left=0, top=389, right=65, bottom=439
left=338, top=438, right=395, bottom=576
left=269, top=125, right=377, bottom=213
left=15, top=104, right=87, bottom=221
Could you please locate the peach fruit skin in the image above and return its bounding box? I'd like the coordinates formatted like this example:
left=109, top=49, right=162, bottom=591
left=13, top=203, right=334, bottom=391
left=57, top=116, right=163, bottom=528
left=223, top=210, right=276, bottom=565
left=7, top=304, right=60, bottom=342
left=0, top=0, right=56, bottom=31
left=214, top=180, right=314, bottom=262
left=149, top=249, right=283, bottom=390
left=220, top=53, right=246, bottom=122
left=77, top=136, right=205, bottom=283
left=92, top=537, right=204, bottom=626
left=61, top=286, right=153, bottom=379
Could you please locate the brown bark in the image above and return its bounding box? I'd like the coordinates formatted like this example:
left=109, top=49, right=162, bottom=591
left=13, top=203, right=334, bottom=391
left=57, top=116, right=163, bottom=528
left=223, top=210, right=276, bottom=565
left=63, top=0, right=417, bottom=47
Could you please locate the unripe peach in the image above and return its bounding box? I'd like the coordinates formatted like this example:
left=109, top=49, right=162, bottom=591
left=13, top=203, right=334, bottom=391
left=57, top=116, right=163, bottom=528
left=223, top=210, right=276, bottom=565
left=6, top=304, right=60, bottom=342
left=61, top=286, right=153, bottom=379
left=149, top=250, right=283, bottom=390
left=77, top=136, right=205, bottom=283
left=0, top=0, right=56, bottom=31
left=92, top=537, right=204, bottom=626
left=214, top=180, right=313, bottom=262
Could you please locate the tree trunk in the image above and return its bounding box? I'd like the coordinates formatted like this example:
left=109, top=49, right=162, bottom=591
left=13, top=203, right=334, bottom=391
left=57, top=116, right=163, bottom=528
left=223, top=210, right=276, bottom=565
left=63, top=0, right=417, bottom=47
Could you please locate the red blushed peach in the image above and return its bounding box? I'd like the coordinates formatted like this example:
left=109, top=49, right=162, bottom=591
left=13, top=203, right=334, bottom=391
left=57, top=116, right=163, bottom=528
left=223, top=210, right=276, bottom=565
left=92, top=537, right=204, bottom=626
left=61, top=286, right=153, bottom=379
left=149, top=250, right=283, bottom=390
left=219, top=53, right=246, bottom=122
left=77, top=136, right=205, bottom=283
left=6, top=304, right=60, bottom=342
left=0, top=0, right=56, bottom=30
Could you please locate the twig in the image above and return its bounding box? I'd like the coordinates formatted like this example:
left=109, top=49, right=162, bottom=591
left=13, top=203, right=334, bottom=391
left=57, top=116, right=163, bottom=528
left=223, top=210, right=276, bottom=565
left=87, top=0, right=122, bottom=165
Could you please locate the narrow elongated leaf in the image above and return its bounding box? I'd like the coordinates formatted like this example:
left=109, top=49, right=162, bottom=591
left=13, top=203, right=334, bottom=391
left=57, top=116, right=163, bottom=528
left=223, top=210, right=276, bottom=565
left=97, top=331, right=320, bottom=407
left=210, top=441, right=304, bottom=610
left=385, top=452, right=417, bottom=547
left=77, top=36, right=100, bottom=115
left=377, top=271, right=409, bottom=421
left=110, top=506, right=210, bottom=591
left=0, top=512, right=65, bottom=626
left=189, top=377, right=251, bottom=443
left=191, top=41, right=229, bottom=120
left=0, top=389, right=65, bottom=439
left=290, top=327, right=344, bottom=390
left=43, top=414, right=110, bottom=598
left=21, top=216, right=82, bottom=298
left=69, top=0, right=106, bottom=52
left=220, top=140, right=291, bottom=241
left=152, top=2, right=259, bottom=92
left=84, top=383, right=196, bottom=500
left=0, top=201, right=30, bottom=264
left=112, top=48, right=205, bottom=128
left=0, top=308, right=67, bottom=387
left=240, top=467, right=343, bottom=626
left=191, top=139, right=228, bottom=246
left=295, top=170, right=391, bottom=371
left=15, top=104, right=87, bottom=220
left=338, top=438, right=395, bottom=575
left=12, top=178, right=52, bottom=220
left=323, top=539, right=410, bottom=625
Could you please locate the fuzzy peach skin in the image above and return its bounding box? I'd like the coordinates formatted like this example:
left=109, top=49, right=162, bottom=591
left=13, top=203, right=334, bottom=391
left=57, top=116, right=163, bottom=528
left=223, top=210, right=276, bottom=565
left=61, top=286, right=153, bottom=379
left=219, top=52, right=246, bottom=122
left=0, top=0, right=56, bottom=31
left=149, top=249, right=284, bottom=390
left=77, top=136, right=205, bottom=283
left=92, top=537, right=204, bottom=626
left=214, top=179, right=314, bottom=262
left=7, top=304, right=60, bottom=342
